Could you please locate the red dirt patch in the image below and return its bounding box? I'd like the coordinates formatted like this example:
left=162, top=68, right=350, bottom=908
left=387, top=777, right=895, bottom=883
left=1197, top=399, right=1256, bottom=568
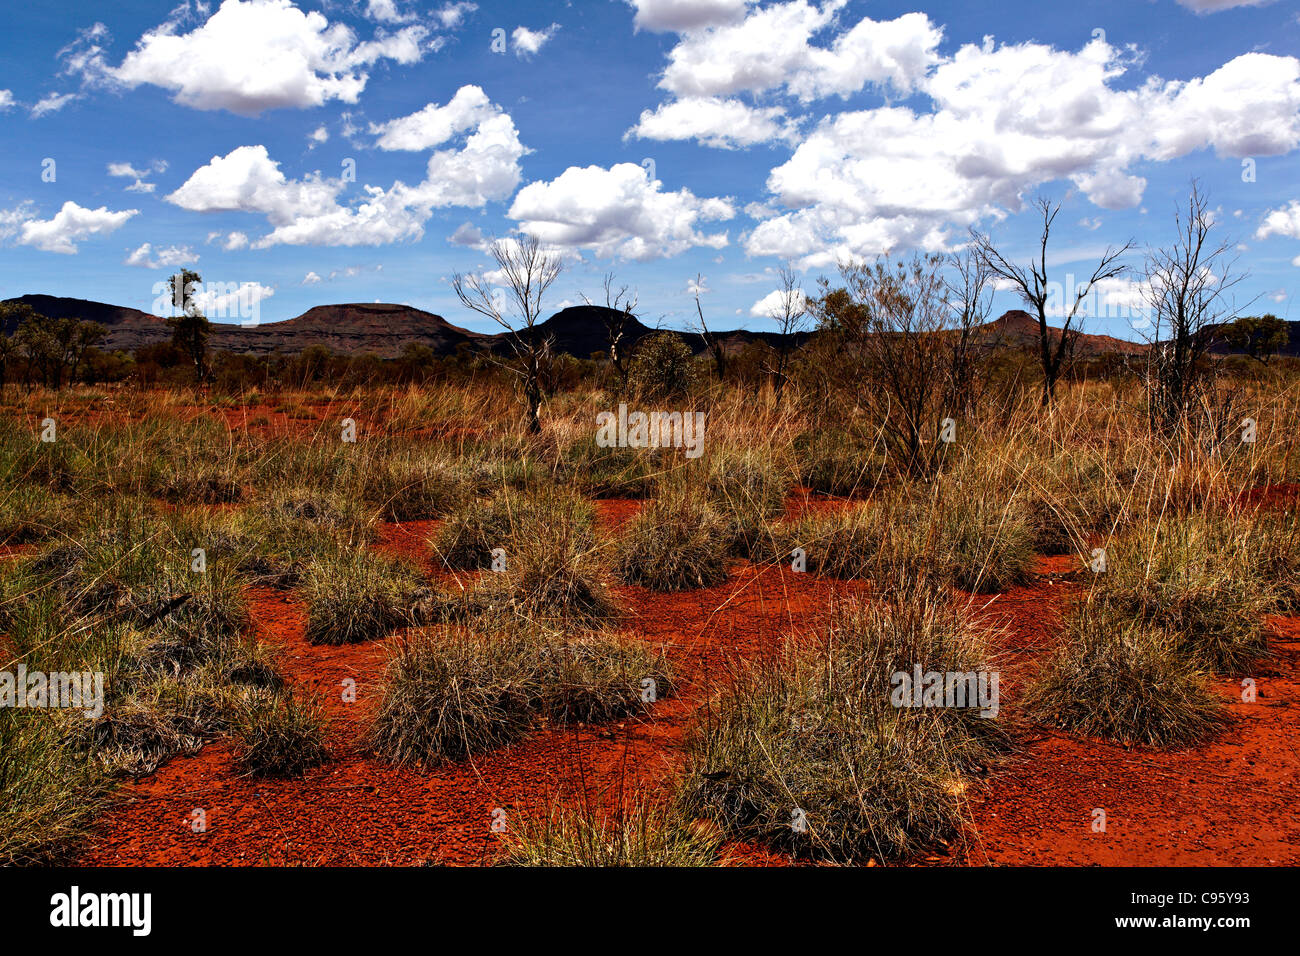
left=76, top=541, right=1300, bottom=867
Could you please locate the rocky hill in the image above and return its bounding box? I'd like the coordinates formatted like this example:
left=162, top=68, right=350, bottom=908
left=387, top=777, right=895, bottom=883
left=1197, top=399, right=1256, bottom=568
left=3, top=295, right=1155, bottom=361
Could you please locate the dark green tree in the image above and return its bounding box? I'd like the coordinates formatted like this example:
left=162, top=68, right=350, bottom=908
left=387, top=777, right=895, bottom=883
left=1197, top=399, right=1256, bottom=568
left=1222, top=314, right=1289, bottom=365
left=167, top=268, right=212, bottom=382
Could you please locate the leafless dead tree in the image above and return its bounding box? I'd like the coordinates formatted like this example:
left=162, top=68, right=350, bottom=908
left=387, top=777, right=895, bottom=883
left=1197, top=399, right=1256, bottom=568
left=582, top=272, right=639, bottom=385
left=971, top=197, right=1133, bottom=407
left=1141, top=182, right=1249, bottom=440
left=943, top=248, right=993, bottom=415
left=452, top=234, right=562, bottom=434
left=687, top=273, right=727, bottom=380
left=765, top=264, right=808, bottom=406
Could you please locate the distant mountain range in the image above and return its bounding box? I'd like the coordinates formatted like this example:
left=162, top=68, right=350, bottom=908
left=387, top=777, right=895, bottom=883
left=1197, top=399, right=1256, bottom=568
left=2, top=294, right=1294, bottom=361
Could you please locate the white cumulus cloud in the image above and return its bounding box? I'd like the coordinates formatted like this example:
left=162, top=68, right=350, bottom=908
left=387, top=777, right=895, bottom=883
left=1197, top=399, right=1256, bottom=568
left=16, top=201, right=138, bottom=254
left=125, top=242, right=197, bottom=268
left=1257, top=200, right=1300, bottom=240
left=630, top=96, right=798, bottom=148
left=750, top=286, right=807, bottom=317
left=657, top=2, right=942, bottom=100
left=75, top=0, right=430, bottom=116
left=626, top=0, right=750, bottom=32
left=508, top=162, right=735, bottom=260
left=512, top=23, right=559, bottom=58
left=370, top=85, right=499, bottom=151
left=743, top=36, right=1300, bottom=266
left=166, top=99, right=526, bottom=249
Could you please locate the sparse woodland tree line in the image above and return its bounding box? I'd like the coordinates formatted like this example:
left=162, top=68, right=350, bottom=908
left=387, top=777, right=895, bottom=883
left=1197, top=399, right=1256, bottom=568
left=0, top=185, right=1291, bottom=451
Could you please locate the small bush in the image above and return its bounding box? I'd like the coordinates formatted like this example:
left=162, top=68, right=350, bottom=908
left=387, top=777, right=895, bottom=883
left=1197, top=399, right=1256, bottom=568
left=303, top=548, right=422, bottom=645
left=237, top=487, right=372, bottom=585
left=773, top=504, right=883, bottom=579
left=1023, top=600, right=1227, bottom=747
left=442, top=489, right=617, bottom=625
left=1250, top=509, right=1300, bottom=613
left=369, top=626, right=670, bottom=766
left=678, top=586, right=1001, bottom=863
left=615, top=487, right=728, bottom=591
left=627, top=332, right=696, bottom=399
left=231, top=690, right=329, bottom=777
left=535, top=632, right=674, bottom=723
left=156, top=465, right=245, bottom=505
left=679, top=665, right=970, bottom=863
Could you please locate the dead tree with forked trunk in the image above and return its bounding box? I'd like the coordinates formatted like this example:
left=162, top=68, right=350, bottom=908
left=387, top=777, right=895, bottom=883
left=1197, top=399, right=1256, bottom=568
left=971, top=198, right=1133, bottom=408
left=452, top=234, right=562, bottom=434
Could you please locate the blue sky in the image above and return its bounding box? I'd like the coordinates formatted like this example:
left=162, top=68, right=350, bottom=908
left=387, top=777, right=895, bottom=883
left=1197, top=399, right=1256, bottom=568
left=1, top=0, right=1298, bottom=338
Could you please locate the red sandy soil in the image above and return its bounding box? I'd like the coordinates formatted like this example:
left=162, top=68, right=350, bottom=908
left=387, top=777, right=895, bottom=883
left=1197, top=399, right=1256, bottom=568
left=75, top=494, right=1300, bottom=867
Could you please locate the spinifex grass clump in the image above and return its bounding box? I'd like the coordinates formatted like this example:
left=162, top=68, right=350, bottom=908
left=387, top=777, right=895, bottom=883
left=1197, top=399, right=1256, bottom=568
left=0, top=485, right=73, bottom=545
left=934, top=491, right=1036, bottom=594
left=438, top=488, right=617, bottom=625
left=1022, top=599, right=1227, bottom=748
left=704, top=446, right=793, bottom=557
left=230, top=690, right=329, bottom=778
left=22, top=502, right=255, bottom=673
left=489, top=490, right=615, bottom=624
left=773, top=502, right=889, bottom=579
left=368, top=625, right=671, bottom=766
left=30, top=499, right=250, bottom=631
left=0, top=419, right=93, bottom=493
left=559, top=434, right=661, bottom=498
left=0, top=710, right=114, bottom=865
left=1249, top=507, right=1300, bottom=613
left=82, top=676, right=234, bottom=776
left=496, top=798, right=722, bottom=867
left=1018, top=445, right=1132, bottom=555
left=792, top=427, right=886, bottom=497
left=112, top=415, right=250, bottom=504
left=78, top=641, right=283, bottom=777
left=614, top=485, right=729, bottom=591
left=1095, top=513, right=1271, bottom=672
left=2, top=504, right=288, bottom=778
left=822, top=587, right=1009, bottom=764
left=535, top=631, right=674, bottom=723
left=231, top=485, right=373, bottom=586
left=678, top=584, right=1002, bottom=863
left=303, top=547, right=423, bottom=645
left=358, top=449, right=472, bottom=521
left=772, top=494, right=929, bottom=586
left=431, top=495, right=516, bottom=569
left=261, top=485, right=372, bottom=539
